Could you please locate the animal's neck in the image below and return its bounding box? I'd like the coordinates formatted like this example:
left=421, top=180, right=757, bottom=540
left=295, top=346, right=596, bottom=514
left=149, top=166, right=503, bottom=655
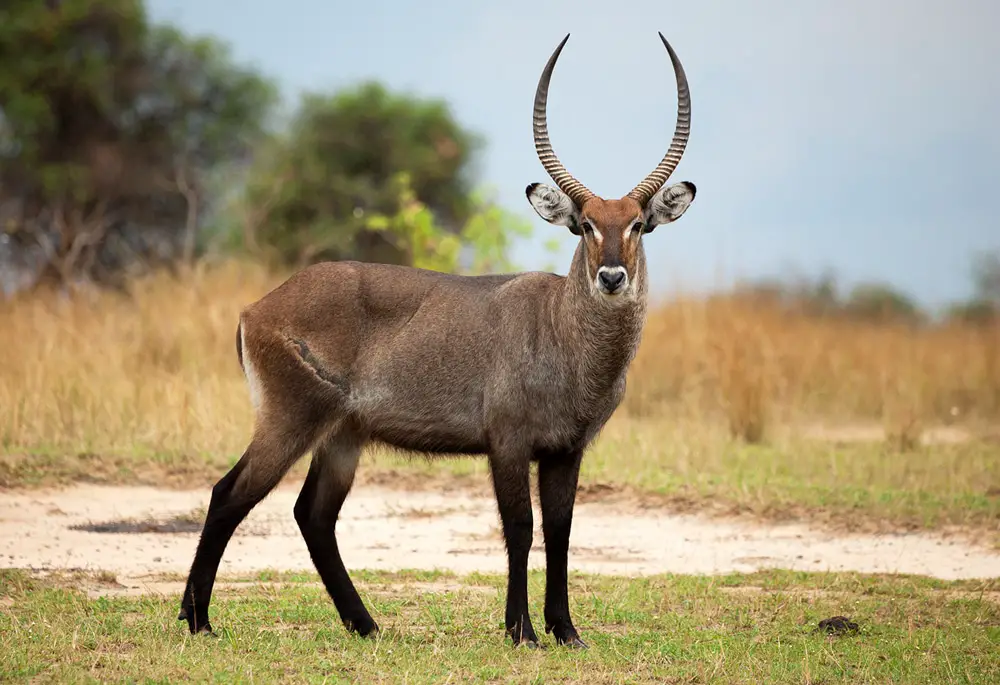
left=555, top=241, right=649, bottom=402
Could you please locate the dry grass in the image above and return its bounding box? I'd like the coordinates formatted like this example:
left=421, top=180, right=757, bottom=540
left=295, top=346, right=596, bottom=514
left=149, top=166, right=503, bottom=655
left=0, top=260, right=269, bottom=458
left=628, top=292, right=1000, bottom=441
left=2, top=259, right=998, bottom=458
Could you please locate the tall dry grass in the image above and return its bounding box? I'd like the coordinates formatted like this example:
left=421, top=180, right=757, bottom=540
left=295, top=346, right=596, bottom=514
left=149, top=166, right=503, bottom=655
left=628, top=293, right=1000, bottom=442
left=2, top=260, right=998, bottom=458
left=0, top=261, right=274, bottom=458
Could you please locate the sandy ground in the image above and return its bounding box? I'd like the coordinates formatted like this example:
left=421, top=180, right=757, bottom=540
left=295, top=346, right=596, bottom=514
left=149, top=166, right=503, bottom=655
left=2, top=483, right=998, bottom=588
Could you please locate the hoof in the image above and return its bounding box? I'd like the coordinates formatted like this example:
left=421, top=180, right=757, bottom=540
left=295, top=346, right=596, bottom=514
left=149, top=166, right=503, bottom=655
left=510, top=626, right=543, bottom=649
left=178, top=606, right=214, bottom=636
left=561, top=635, right=589, bottom=649
left=185, top=622, right=216, bottom=637
left=343, top=616, right=380, bottom=638
left=547, top=622, right=588, bottom=649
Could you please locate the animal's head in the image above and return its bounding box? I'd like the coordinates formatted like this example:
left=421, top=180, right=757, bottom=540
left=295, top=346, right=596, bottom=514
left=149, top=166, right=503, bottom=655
left=526, top=33, right=697, bottom=301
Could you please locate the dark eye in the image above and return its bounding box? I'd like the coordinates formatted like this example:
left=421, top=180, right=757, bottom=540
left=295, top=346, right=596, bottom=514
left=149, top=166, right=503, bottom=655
left=631, top=221, right=644, bottom=233
left=581, top=221, right=594, bottom=233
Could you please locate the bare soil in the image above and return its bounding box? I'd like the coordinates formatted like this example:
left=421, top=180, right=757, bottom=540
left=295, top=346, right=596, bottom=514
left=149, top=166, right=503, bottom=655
left=2, top=481, right=998, bottom=588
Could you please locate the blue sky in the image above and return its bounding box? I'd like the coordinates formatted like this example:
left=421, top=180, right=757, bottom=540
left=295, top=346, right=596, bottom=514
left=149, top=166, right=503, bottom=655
left=148, top=0, right=998, bottom=308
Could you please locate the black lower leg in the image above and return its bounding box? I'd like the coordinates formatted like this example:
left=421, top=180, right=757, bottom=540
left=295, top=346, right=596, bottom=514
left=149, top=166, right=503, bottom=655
left=490, top=452, right=538, bottom=647
left=178, top=459, right=259, bottom=634
left=539, top=451, right=586, bottom=648
left=294, top=440, right=377, bottom=637
left=178, top=424, right=310, bottom=635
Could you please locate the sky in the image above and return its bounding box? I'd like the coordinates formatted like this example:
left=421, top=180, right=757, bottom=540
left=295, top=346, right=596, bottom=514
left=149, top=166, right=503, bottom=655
left=147, top=0, right=999, bottom=309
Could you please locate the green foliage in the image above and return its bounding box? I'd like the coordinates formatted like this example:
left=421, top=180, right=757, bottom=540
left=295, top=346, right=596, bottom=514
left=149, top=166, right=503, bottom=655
left=945, top=298, right=999, bottom=326
left=842, top=282, right=924, bottom=325
left=943, top=251, right=1000, bottom=327
left=453, top=187, right=534, bottom=274
left=362, top=174, right=459, bottom=271
left=734, top=272, right=926, bottom=325
left=734, top=271, right=841, bottom=317
left=230, top=82, right=537, bottom=274
left=971, top=251, right=1000, bottom=303
left=1, top=3, right=550, bottom=287
left=0, top=0, right=277, bottom=288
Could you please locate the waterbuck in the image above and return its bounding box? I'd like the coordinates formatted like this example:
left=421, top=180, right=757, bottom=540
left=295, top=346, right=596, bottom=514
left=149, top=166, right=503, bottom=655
left=178, top=32, right=697, bottom=649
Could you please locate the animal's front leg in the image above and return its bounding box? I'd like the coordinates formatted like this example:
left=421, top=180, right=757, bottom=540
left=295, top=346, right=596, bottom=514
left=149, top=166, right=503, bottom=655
left=538, top=450, right=587, bottom=648
left=488, top=448, right=539, bottom=647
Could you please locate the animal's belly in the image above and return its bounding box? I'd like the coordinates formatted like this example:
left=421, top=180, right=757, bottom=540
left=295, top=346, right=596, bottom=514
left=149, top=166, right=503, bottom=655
left=353, top=381, right=486, bottom=454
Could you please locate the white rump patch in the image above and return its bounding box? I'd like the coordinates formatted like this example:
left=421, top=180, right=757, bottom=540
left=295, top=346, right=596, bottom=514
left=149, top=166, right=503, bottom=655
left=241, top=324, right=263, bottom=412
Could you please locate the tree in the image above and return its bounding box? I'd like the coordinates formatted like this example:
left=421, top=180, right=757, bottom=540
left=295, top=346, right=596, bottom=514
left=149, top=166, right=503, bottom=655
left=732, top=270, right=839, bottom=317
left=946, top=298, right=998, bottom=326
left=971, top=251, right=1000, bottom=303
left=945, top=251, right=1000, bottom=326
left=842, top=282, right=925, bottom=325
left=0, top=0, right=277, bottom=292
left=229, top=82, right=535, bottom=274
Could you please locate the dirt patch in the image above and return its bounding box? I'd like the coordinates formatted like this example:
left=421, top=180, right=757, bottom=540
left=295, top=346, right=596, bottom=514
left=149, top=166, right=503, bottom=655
left=1, top=482, right=998, bottom=581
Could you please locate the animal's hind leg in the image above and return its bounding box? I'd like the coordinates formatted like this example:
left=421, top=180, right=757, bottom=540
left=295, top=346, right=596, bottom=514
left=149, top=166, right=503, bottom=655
left=178, top=414, right=320, bottom=635
left=293, top=423, right=376, bottom=636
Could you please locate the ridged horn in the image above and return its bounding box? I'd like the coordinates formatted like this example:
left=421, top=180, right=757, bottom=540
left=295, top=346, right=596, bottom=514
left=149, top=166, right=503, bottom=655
left=532, top=34, right=595, bottom=207
left=627, top=33, right=691, bottom=206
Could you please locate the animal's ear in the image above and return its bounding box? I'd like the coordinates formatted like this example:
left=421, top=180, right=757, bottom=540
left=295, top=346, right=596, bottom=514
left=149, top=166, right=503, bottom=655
left=642, top=181, right=696, bottom=232
left=526, top=182, right=581, bottom=234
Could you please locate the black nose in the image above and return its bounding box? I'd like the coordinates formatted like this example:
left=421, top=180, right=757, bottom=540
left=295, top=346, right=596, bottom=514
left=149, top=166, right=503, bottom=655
left=598, top=269, right=626, bottom=292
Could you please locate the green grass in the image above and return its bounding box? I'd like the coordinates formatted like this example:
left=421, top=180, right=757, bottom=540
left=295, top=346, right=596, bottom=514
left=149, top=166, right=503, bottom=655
left=2, top=568, right=998, bottom=684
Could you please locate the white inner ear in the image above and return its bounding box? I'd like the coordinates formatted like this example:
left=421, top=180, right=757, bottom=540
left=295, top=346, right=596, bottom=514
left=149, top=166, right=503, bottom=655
left=644, top=181, right=696, bottom=228
left=527, top=183, right=578, bottom=228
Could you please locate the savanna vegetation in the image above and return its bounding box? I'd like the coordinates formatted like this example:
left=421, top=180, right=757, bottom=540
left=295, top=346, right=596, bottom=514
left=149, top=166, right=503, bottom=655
left=1, top=2, right=998, bottom=683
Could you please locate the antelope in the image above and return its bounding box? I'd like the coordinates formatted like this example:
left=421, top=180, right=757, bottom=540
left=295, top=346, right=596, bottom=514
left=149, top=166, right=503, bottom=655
left=178, top=32, right=696, bottom=649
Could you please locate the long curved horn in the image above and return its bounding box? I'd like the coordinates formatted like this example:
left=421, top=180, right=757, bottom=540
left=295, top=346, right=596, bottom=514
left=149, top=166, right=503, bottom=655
left=627, top=33, right=691, bottom=205
left=532, top=34, right=595, bottom=207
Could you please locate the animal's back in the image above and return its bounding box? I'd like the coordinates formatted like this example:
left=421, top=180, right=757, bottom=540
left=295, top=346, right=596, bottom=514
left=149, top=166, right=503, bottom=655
left=239, top=261, right=565, bottom=454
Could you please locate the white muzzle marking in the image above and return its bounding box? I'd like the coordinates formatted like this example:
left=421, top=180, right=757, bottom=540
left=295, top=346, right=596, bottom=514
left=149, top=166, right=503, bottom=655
left=596, top=265, right=629, bottom=295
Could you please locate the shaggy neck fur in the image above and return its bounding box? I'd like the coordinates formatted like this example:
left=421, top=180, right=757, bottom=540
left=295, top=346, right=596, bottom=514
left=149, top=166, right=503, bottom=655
left=553, top=239, right=649, bottom=406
